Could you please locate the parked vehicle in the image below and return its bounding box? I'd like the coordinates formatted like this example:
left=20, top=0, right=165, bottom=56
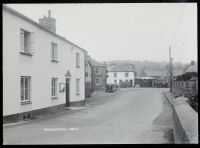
left=105, top=84, right=118, bottom=93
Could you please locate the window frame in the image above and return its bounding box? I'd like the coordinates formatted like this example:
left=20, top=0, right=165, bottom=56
left=51, top=77, right=58, bottom=98
left=51, top=42, right=58, bottom=62
left=76, top=53, right=80, bottom=68
left=20, top=29, right=34, bottom=56
left=114, top=73, right=117, bottom=77
left=125, top=72, right=129, bottom=78
left=76, top=78, right=80, bottom=95
left=21, top=76, right=31, bottom=103
left=95, top=78, right=102, bottom=85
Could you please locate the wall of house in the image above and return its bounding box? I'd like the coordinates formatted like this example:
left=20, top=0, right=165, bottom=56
left=107, top=72, right=135, bottom=86
left=3, top=10, right=85, bottom=116
left=85, top=61, right=92, bottom=83
left=85, top=61, right=92, bottom=98
left=92, top=66, right=106, bottom=90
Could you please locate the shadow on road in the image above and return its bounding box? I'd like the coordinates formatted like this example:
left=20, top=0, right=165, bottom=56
left=152, top=92, right=174, bottom=144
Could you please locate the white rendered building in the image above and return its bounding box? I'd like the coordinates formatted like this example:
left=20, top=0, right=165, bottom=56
left=3, top=6, right=87, bottom=121
left=107, top=64, right=136, bottom=86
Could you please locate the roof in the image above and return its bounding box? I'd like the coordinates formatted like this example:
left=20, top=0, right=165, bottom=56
left=3, top=5, right=87, bottom=53
left=138, top=68, right=183, bottom=77
left=107, top=64, right=136, bottom=72
left=140, top=68, right=148, bottom=77
left=186, top=64, right=198, bottom=73
left=86, top=56, right=105, bottom=67
left=135, top=77, right=155, bottom=80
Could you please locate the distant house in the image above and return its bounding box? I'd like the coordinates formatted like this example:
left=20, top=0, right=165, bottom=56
left=107, top=64, right=136, bottom=87
left=136, top=66, right=184, bottom=88
left=172, top=60, right=198, bottom=96
left=185, top=60, right=198, bottom=73
left=86, top=56, right=107, bottom=92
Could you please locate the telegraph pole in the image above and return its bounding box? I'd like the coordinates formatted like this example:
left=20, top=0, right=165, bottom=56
left=169, top=46, right=173, bottom=92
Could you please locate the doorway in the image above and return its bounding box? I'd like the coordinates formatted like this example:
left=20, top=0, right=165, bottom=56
left=65, top=78, right=70, bottom=106
left=130, top=80, right=133, bottom=87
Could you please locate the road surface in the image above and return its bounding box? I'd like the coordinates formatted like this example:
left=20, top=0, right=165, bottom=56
left=3, top=88, right=174, bottom=144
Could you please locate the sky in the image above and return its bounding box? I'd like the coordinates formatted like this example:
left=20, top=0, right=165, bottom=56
left=6, top=3, right=197, bottom=63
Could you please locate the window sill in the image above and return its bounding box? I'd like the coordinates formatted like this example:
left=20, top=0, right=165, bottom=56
left=76, top=92, right=80, bottom=95
left=21, top=101, right=32, bottom=105
left=51, top=60, right=59, bottom=63
left=20, top=52, right=33, bottom=56
left=51, top=97, right=58, bottom=100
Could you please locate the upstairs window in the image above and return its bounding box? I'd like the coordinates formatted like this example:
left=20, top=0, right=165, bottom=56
left=76, top=53, right=80, bottom=67
left=114, top=73, right=117, bottom=77
left=125, top=73, right=129, bottom=77
left=20, top=29, right=34, bottom=55
left=51, top=42, right=58, bottom=62
left=96, top=67, right=101, bottom=74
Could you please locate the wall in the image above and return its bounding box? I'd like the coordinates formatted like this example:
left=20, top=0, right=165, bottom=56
left=107, top=72, right=135, bottom=86
left=3, top=10, right=85, bottom=116
left=172, top=80, right=198, bottom=96
left=92, top=66, right=106, bottom=90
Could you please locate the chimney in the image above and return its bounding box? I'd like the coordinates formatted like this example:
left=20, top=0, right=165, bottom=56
left=48, top=10, right=51, bottom=18
left=191, top=60, right=195, bottom=66
left=39, top=10, right=56, bottom=33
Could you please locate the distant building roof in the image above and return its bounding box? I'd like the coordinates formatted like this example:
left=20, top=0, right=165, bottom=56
left=140, top=68, right=148, bottom=77
left=135, top=77, right=155, bottom=79
left=107, top=64, right=136, bottom=72
left=186, top=64, right=198, bottom=73
left=139, top=68, right=183, bottom=77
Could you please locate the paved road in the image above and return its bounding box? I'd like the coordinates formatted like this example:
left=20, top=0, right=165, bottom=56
left=3, top=88, right=174, bottom=144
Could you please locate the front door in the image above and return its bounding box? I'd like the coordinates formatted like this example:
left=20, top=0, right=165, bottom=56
left=130, top=80, right=133, bottom=87
left=65, top=78, right=70, bottom=106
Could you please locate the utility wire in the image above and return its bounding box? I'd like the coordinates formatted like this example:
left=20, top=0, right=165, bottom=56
left=171, top=3, right=185, bottom=47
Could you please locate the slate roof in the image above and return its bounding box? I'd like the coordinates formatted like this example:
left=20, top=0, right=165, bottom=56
left=139, top=68, right=183, bottom=77
left=107, top=64, right=136, bottom=72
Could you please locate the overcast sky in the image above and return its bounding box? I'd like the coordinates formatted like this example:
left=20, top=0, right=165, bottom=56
left=7, top=3, right=197, bottom=63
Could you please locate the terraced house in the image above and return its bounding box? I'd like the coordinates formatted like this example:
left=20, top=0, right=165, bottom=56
left=3, top=5, right=87, bottom=122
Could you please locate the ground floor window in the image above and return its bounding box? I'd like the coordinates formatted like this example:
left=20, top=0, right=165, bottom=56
left=76, top=79, right=80, bottom=93
left=95, top=78, right=102, bottom=85
left=21, top=76, right=31, bottom=102
left=51, top=77, right=58, bottom=98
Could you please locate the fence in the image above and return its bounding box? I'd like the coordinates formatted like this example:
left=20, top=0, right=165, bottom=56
left=172, top=79, right=198, bottom=96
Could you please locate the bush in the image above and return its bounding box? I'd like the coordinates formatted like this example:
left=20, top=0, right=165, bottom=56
left=184, top=92, right=198, bottom=113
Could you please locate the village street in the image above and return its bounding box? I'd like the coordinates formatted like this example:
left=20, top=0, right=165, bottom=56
left=3, top=88, right=174, bottom=144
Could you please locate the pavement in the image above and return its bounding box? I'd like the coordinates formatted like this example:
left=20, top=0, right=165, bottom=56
left=3, top=88, right=174, bottom=144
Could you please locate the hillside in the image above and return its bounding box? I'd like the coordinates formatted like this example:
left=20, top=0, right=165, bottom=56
left=105, top=60, right=188, bottom=77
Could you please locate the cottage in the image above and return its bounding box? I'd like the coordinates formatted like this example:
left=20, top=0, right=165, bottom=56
left=107, top=64, right=136, bottom=87
left=85, top=54, right=93, bottom=98
left=86, top=56, right=107, bottom=91
left=3, top=6, right=87, bottom=122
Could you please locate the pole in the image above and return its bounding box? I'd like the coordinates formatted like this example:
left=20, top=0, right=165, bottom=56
left=169, top=46, right=173, bottom=92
